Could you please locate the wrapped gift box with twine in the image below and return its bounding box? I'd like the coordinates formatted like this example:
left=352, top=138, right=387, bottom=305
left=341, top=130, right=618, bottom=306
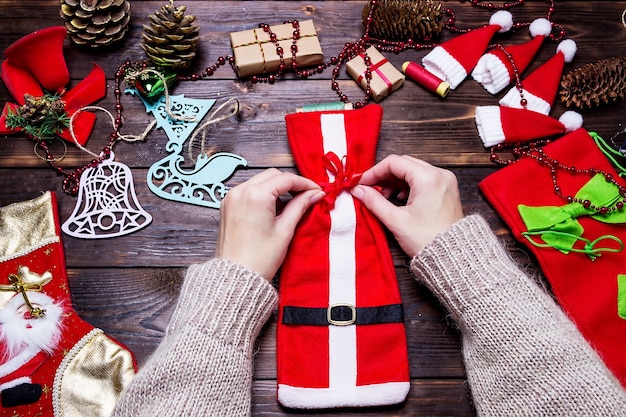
left=230, top=20, right=324, bottom=78
left=346, top=46, right=405, bottom=102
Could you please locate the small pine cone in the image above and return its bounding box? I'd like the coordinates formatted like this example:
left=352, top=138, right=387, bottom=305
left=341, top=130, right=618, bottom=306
left=362, top=0, right=444, bottom=42
left=60, top=0, right=131, bottom=49
left=560, top=56, right=626, bottom=109
left=141, top=1, right=200, bottom=70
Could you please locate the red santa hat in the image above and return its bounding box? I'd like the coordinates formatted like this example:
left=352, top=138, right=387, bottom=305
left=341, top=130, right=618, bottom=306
left=471, top=18, right=552, bottom=94
left=499, top=39, right=577, bottom=114
left=422, top=10, right=513, bottom=90
left=475, top=105, right=583, bottom=147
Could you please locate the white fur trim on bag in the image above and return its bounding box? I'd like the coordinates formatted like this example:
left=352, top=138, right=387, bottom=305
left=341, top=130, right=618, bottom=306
left=278, top=382, right=411, bottom=409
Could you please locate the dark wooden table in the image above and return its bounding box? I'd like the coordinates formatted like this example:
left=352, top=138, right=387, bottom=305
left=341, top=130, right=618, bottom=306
left=1, top=1, right=625, bottom=415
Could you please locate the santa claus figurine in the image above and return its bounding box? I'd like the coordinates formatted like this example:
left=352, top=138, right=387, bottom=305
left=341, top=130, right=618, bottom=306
left=0, top=267, right=63, bottom=407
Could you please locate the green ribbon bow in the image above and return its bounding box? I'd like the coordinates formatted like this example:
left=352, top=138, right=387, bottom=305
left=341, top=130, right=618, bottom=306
left=518, top=173, right=626, bottom=259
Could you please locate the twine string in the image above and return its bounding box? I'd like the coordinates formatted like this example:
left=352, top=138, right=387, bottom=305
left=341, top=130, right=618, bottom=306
left=187, top=97, right=240, bottom=161
left=68, top=105, right=156, bottom=158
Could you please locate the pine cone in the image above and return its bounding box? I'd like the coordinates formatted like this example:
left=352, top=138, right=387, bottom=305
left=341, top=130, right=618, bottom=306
left=560, top=56, right=626, bottom=109
left=362, top=0, right=444, bottom=42
left=141, top=1, right=200, bottom=70
left=60, top=0, right=131, bottom=49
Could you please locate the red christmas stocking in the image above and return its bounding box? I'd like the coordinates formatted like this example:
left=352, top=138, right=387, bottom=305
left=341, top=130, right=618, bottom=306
left=479, top=128, right=626, bottom=387
left=277, top=104, right=410, bottom=409
left=0, top=192, right=137, bottom=416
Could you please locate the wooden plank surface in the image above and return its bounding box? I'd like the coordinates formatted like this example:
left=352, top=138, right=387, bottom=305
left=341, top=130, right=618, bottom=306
left=1, top=1, right=625, bottom=415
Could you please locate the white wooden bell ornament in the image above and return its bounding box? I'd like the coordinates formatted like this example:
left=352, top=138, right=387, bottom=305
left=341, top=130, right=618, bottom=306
left=61, top=151, right=152, bottom=239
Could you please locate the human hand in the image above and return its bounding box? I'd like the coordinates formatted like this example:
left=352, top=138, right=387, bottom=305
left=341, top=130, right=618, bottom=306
left=216, top=169, right=324, bottom=280
left=350, top=155, right=463, bottom=257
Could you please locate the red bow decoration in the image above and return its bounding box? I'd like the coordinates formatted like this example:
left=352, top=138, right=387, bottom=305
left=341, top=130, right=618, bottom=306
left=0, top=26, right=106, bottom=146
left=320, top=151, right=362, bottom=210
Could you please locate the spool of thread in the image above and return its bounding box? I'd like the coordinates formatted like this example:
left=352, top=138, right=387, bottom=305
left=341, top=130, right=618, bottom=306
left=402, top=61, right=450, bottom=98
left=296, top=102, right=353, bottom=113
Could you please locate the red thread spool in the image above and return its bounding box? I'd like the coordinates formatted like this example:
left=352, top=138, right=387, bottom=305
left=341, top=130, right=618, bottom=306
left=402, top=61, right=450, bottom=98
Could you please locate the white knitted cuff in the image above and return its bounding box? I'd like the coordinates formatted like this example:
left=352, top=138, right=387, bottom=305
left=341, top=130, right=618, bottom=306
left=422, top=46, right=468, bottom=90
left=471, top=53, right=511, bottom=94
left=499, top=87, right=551, bottom=115
left=475, top=105, right=505, bottom=147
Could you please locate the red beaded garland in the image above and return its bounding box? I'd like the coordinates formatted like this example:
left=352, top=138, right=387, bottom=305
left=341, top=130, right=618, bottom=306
left=490, top=142, right=626, bottom=214
left=29, top=0, right=561, bottom=195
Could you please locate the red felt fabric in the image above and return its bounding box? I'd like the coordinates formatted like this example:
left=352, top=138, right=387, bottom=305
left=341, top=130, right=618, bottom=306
left=0, top=60, right=45, bottom=105
left=479, top=128, right=626, bottom=387
left=0, top=27, right=106, bottom=146
left=277, top=105, right=409, bottom=406
left=493, top=34, right=545, bottom=80
left=3, top=26, right=69, bottom=94
left=439, top=24, right=502, bottom=73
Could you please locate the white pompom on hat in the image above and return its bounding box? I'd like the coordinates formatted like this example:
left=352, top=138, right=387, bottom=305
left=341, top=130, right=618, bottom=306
left=475, top=105, right=583, bottom=147
left=472, top=18, right=552, bottom=94
left=499, top=39, right=577, bottom=114
left=422, top=10, right=513, bottom=90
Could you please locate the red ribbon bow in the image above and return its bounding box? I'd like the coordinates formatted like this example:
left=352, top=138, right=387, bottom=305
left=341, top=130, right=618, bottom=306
left=357, top=53, right=393, bottom=95
left=320, top=151, right=362, bottom=211
left=0, top=26, right=106, bottom=146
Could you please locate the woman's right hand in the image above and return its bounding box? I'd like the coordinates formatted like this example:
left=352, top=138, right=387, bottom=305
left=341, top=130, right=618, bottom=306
left=350, top=154, right=464, bottom=258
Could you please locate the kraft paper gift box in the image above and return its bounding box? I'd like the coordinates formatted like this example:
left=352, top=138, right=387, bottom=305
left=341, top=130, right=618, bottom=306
left=346, top=46, right=405, bottom=102
left=230, top=19, right=324, bottom=78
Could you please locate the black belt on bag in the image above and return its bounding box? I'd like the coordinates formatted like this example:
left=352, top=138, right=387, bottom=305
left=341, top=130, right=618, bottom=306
left=282, top=303, right=404, bottom=326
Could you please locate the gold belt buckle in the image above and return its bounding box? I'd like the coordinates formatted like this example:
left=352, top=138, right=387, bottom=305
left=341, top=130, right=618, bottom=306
left=327, top=303, right=356, bottom=326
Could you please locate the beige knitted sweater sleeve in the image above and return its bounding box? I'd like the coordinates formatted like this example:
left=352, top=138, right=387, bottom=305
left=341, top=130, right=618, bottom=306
left=411, top=214, right=626, bottom=416
left=111, top=216, right=626, bottom=417
left=111, top=258, right=278, bottom=417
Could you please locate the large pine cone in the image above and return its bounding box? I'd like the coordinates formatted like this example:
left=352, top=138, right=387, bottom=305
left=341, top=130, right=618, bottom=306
left=362, top=0, right=444, bottom=42
left=141, top=1, right=200, bottom=70
left=60, top=0, right=131, bottom=48
left=560, top=56, right=626, bottom=109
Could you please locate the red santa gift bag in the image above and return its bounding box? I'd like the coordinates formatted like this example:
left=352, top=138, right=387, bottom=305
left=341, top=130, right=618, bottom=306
left=479, top=128, right=626, bottom=387
left=277, top=104, right=410, bottom=409
left=0, top=192, right=137, bottom=416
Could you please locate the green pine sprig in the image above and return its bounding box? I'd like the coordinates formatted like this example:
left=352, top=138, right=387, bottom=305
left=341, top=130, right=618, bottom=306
left=4, top=93, right=70, bottom=140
